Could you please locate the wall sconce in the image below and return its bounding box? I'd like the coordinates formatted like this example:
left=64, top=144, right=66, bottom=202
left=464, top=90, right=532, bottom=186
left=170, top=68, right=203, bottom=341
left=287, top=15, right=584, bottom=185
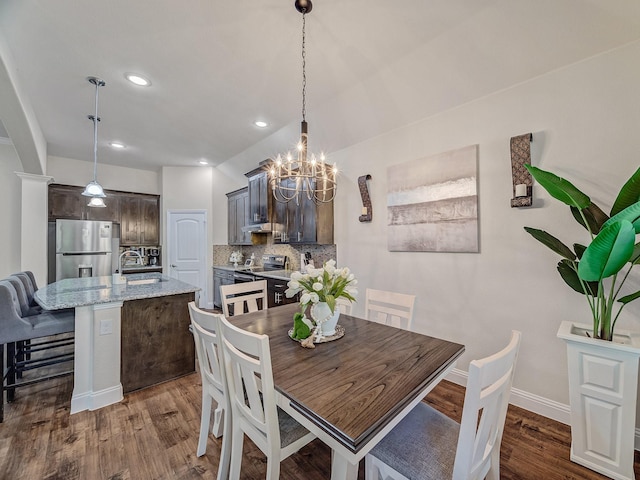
left=510, top=133, right=533, bottom=208
left=358, top=174, right=372, bottom=222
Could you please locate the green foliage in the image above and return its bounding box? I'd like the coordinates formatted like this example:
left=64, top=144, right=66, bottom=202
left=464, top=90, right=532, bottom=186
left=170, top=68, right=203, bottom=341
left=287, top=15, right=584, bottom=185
left=524, top=164, right=640, bottom=340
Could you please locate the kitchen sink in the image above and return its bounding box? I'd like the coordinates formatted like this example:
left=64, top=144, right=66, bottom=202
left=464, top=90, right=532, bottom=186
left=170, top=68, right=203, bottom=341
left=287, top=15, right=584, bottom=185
left=128, top=278, right=164, bottom=285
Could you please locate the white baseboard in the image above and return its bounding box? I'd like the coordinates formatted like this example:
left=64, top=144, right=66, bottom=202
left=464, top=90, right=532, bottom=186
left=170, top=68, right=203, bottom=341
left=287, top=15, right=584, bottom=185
left=444, top=368, right=640, bottom=451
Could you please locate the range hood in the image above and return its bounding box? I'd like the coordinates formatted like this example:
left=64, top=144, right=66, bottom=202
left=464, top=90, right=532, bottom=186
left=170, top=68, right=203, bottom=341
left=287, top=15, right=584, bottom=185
left=241, top=222, right=272, bottom=233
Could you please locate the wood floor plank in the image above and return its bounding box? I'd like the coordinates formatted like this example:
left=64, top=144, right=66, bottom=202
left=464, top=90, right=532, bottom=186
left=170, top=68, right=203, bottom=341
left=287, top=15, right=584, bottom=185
left=3, top=370, right=639, bottom=479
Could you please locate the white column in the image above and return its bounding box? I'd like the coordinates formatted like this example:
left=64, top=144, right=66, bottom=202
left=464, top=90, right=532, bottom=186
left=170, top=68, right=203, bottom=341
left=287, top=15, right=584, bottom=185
left=71, top=302, right=124, bottom=414
left=15, top=172, right=52, bottom=286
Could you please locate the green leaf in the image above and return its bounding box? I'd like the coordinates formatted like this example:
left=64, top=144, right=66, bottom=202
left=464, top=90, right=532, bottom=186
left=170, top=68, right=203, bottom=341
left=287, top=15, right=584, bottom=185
left=525, top=165, right=591, bottom=209
left=618, top=290, right=640, bottom=305
left=632, top=242, right=640, bottom=264
left=602, top=201, right=640, bottom=234
left=557, top=260, right=597, bottom=295
left=573, top=244, right=587, bottom=260
left=570, top=203, right=609, bottom=234
left=325, top=294, right=336, bottom=313
left=578, top=220, right=636, bottom=281
left=611, top=167, right=640, bottom=216
left=524, top=227, right=576, bottom=260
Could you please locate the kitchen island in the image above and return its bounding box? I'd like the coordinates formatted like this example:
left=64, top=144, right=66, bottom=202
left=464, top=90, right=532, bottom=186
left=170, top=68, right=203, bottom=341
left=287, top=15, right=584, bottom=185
left=35, top=273, right=199, bottom=414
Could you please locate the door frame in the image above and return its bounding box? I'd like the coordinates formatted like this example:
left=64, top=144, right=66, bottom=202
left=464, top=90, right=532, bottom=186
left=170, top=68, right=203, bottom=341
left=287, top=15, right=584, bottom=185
left=166, top=209, right=209, bottom=308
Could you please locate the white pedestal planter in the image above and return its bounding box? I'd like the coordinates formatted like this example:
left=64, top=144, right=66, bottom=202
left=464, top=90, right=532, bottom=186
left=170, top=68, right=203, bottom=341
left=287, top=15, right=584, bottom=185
left=557, top=321, right=640, bottom=480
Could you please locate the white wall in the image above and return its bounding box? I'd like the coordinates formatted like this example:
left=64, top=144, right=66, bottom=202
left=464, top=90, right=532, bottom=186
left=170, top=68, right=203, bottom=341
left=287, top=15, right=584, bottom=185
left=329, top=40, right=640, bottom=410
left=47, top=155, right=161, bottom=194
left=161, top=166, right=216, bottom=306
left=0, top=142, right=23, bottom=278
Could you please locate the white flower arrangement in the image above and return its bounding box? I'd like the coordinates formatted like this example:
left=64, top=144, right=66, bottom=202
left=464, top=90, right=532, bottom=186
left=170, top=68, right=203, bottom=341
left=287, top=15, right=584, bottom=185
left=229, top=251, right=243, bottom=264
left=285, top=259, right=358, bottom=314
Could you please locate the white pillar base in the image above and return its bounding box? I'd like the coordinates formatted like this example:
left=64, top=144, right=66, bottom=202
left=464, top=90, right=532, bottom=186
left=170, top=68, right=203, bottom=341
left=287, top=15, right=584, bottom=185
left=71, top=302, right=124, bottom=414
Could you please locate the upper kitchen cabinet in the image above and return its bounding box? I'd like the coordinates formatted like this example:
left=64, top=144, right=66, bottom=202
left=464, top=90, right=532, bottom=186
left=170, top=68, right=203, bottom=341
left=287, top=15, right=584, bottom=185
left=245, top=163, right=272, bottom=225
left=120, top=194, right=160, bottom=246
left=272, top=178, right=334, bottom=245
left=48, top=183, right=120, bottom=222
left=227, top=187, right=251, bottom=245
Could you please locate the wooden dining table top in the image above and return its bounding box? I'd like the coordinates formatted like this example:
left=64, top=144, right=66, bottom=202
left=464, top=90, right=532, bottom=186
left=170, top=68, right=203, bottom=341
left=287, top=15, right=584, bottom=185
left=229, top=303, right=465, bottom=454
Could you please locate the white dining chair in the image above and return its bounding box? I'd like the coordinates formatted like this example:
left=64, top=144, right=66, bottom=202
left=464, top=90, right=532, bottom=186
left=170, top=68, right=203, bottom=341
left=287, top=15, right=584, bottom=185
left=220, top=280, right=268, bottom=317
left=218, top=313, right=316, bottom=480
left=188, top=303, right=231, bottom=480
left=365, top=330, right=521, bottom=480
left=364, top=288, right=416, bottom=330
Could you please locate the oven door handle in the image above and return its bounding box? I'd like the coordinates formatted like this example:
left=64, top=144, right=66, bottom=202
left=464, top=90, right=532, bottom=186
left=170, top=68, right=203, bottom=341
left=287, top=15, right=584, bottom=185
left=233, top=273, right=255, bottom=282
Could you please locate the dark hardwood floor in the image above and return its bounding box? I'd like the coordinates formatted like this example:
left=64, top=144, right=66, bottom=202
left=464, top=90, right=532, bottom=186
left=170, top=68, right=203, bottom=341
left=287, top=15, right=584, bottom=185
left=1, top=370, right=639, bottom=479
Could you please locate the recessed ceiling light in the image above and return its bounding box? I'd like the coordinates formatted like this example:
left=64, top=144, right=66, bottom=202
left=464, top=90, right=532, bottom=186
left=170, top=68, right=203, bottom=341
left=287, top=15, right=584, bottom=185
left=199, top=160, right=209, bottom=165
left=255, top=121, right=268, bottom=128
left=109, top=141, right=126, bottom=149
left=125, top=73, right=151, bottom=87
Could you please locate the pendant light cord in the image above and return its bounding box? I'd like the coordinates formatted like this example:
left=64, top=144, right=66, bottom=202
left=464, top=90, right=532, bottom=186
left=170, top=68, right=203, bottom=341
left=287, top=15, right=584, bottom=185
left=301, top=11, right=307, bottom=123
left=89, top=78, right=104, bottom=183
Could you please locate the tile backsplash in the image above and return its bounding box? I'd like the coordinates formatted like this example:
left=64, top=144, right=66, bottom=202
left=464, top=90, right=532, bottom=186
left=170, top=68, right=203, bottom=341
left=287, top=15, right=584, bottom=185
left=213, top=242, right=337, bottom=271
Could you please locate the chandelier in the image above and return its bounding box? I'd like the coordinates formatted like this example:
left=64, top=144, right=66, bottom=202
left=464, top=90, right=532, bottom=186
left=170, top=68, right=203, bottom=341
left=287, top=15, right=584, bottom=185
left=82, top=76, right=107, bottom=208
left=269, top=0, right=337, bottom=204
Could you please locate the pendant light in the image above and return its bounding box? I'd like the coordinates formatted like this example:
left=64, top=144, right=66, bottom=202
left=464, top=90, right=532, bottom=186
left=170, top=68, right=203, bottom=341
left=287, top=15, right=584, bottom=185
left=82, top=76, right=107, bottom=207
left=269, top=0, right=337, bottom=204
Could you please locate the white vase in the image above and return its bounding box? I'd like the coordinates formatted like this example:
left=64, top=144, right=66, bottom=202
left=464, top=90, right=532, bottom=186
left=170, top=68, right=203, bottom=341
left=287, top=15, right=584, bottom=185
left=557, top=321, right=640, bottom=480
left=311, top=302, right=340, bottom=336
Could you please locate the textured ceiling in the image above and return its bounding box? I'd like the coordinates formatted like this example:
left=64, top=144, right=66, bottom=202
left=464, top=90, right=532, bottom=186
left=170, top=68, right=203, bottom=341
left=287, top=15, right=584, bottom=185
left=1, top=0, right=639, bottom=172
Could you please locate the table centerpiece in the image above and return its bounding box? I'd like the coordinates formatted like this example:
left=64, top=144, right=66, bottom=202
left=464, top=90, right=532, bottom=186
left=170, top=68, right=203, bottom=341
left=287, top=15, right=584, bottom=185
left=286, top=259, right=357, bottom=343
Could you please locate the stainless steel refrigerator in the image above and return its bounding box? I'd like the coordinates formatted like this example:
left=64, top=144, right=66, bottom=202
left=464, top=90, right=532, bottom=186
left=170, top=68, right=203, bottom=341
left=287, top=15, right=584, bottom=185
left=55, top=219, right=115, bottom=281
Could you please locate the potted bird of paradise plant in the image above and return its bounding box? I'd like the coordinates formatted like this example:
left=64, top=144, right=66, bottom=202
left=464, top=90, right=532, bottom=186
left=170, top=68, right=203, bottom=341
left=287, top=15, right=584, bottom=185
left=524, top=164, right=640, bottom=480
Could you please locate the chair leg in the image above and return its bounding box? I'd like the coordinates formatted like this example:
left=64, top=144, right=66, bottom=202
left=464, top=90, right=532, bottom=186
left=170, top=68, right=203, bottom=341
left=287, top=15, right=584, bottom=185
left=6, top=342, right=16, bottom=402
left=197, top=393, right=213, bottom=457
left=1, top=343, right=4, bottom=423
left=216, top=407, right=232, bottom=480
left=265, top=455, right=281, bottom=480
left=228, top=426, right=245, bottom=480
left=212, top=404, right=224, bottom=438
left=486, top=447, right=501, bottom=480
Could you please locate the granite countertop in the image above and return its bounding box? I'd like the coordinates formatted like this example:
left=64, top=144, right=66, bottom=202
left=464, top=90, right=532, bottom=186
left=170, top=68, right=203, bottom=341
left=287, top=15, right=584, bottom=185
left=34, top=273, right=200, bottom=310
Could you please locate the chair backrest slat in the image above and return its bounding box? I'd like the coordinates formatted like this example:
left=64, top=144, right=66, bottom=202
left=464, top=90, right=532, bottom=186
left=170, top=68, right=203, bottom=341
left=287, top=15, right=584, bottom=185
left=220, top=280, right=268, bottom=317
left=365, top=288, right=416, bottom=330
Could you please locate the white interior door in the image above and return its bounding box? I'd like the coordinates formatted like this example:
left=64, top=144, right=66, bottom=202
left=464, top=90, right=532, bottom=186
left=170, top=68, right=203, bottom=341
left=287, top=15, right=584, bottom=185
left=167, top=210, right=208, bottom=307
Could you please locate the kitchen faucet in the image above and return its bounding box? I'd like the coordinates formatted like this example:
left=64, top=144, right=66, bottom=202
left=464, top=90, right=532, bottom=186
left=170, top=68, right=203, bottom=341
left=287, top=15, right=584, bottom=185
left=118, top=249, right=143, bottom=273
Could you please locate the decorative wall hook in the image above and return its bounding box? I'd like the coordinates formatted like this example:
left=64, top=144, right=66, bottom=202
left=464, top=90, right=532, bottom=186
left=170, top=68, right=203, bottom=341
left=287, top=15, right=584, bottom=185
left=510, top=133, right=533, bottom=208
left=358, top=174, right=372, bottom=222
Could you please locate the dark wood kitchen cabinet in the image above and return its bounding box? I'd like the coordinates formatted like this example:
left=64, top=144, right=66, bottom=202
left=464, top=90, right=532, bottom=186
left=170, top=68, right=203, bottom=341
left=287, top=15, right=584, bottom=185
left=245, top=164, right=272, bottom=225
left=48, top=183, right=120, bottom=222
left=227, top=187, right=251, bottom=245
left=266, top=277, right=298, bottom=308
left=48, top=184, right=160, bottom=244
left=120, top=194, right=160, bottom=246
left=271, top=178, right=334, bottom=245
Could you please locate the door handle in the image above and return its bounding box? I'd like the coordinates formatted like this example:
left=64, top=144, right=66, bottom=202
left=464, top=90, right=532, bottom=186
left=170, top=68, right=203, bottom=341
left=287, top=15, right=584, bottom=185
left=171, top=264, right=177, bottom=268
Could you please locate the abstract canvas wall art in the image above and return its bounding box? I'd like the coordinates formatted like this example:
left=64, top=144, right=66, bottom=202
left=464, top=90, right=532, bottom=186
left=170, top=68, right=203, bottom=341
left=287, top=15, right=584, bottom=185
left=387, top=145, right=479, bottom=252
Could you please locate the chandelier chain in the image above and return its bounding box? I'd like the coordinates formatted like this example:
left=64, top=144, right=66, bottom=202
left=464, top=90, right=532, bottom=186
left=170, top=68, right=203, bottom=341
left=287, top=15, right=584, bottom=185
left=301, top=11, right=306, bottom=122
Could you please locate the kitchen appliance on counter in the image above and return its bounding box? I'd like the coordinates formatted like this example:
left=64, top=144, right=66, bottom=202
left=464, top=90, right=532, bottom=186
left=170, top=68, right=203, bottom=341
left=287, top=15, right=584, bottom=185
left=148, top=247, right=160, bottom=266
left=54, top=219, right=115, bottom=281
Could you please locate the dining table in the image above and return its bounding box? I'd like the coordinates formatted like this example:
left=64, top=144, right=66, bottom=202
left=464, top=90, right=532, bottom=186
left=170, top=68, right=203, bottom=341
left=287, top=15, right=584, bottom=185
left=229, top=303, right=465, bottom=480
